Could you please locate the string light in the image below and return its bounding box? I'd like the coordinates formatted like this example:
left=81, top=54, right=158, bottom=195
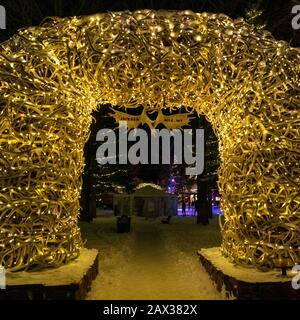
left=0, top=10, right=299, bottom=271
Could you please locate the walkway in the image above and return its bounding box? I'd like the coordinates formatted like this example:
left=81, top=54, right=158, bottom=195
left=80, top=216, right=225, bottom=300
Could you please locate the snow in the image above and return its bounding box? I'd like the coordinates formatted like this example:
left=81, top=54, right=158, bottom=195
left=80, top=215, right=226, bottom=300
left=200, top=247, right=295, bottom=283
left=5, top=216, right=293, bottom=299
left=6, top=248, right=98, bottom=286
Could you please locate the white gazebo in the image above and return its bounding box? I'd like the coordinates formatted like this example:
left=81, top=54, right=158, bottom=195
left=113, top=183, right=178, bottom=218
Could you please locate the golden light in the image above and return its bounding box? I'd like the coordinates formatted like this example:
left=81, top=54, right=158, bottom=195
left=0, top=10, right=299, bottom=271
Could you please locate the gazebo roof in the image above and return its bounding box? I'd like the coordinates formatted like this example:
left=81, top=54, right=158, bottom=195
left=133, top=184, right=171, bottom=197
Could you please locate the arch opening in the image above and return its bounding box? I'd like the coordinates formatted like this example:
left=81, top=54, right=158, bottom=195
left=0, top=10, right=299, bottom=271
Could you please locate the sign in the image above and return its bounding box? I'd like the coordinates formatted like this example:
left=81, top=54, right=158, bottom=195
left=109, top=107, right=194, bottom=130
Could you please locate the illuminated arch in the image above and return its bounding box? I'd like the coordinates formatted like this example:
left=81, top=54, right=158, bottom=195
left=0, top=10, right=299, bottom=271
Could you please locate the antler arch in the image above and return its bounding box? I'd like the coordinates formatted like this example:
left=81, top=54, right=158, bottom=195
left=0, top=10, right=299, bottom=270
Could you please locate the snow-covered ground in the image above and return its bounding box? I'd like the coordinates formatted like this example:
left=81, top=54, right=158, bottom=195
left=80, top=215, right=226, bottom=300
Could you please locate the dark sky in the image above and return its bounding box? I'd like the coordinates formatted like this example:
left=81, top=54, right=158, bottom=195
left=0, top=0, right=296, bottom=43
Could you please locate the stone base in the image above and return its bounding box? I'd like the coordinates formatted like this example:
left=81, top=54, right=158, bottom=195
left=0, top=248, right=99, bottom=300
left=198, top=247, right=300, bottom=300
